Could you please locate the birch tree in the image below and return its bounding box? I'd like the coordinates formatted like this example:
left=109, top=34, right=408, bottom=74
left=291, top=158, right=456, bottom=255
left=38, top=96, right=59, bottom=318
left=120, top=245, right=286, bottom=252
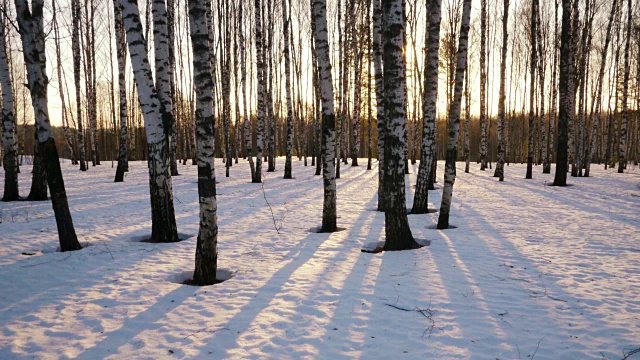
left=72, top=0, right=86, bottom=171
left=254, top=0, right=264, bottom=183
left=152, top=0, right=177, bottom=178
left=618, top=0, right=632, bottom=173
left=350, top=1, right=362, bottom=167
left=188, top=0, right=218, bottom=285
left=114, top=0, right=129, bottom=182
left=312, top=0, right=337, bottom=233
left=411, top=0, right=442, bottom=214
left=585, top=0, right=617, bottom=177
left=372, top=0, right=386, bottom=211
left=122, top=0, right=179, bottom=243
left=0, top=4, right=18, bottom=202
left=494, top=0, right=509, bottom=181
left=479, top=0, right=487, bottom=170
left=14, top=0, right=82, bottom=251
left=283, top=0, right=294, bottom=179
left=526, top=0, right=538, bottom=179
left=552, top=0, right=572, bottom=186
left=437, top=0, right=471, bottom=229
left=380, top=0, right=420, bottom=250
left=544, top=0, right=559, bottom=174
left=240, top=0, right=256, bottom=181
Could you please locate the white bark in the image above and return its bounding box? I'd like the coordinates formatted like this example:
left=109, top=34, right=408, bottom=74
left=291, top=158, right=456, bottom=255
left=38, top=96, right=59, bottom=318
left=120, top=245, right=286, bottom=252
left=586, top=0, right=615, bottom=176
left=0, top=10, right=18, bottom=201
left=14, top=0, right=81, bottom=250
left=189, top=0, right=218, bottom=285
left=411, top=0, right=442, bottom=214
left=495, top=0, right=509, bottom=181
left=437, top=0, right=472, bottom=229
left=114, top=0, right=129, bottom=182
left=350, top=3, right=361, bottom=167
left=381, top=0, right=418, bottom=250
left=312, top=0, right=337, bottom=232
left=122, top=0, right=179, bottom=243
left=240, top=0, right=255, bottom=180
left=283, top=0, right=294, bottom=179
left=372, top=0, right=385, bottom=210
left=72, top=0, right=86, bottom=171
left=254, top=0, right=264, bottom=182
left=479, top=0, right=487, bottom=170
left=618, top=0, right=631, bottom=173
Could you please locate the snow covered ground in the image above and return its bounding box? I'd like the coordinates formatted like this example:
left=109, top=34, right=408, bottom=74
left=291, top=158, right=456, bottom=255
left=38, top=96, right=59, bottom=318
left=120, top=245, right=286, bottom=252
left=0, top=158, right=638, bottom=359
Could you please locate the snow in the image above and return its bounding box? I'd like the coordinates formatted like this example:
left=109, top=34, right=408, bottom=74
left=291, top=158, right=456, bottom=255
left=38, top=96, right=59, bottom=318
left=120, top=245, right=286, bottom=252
left=0, top=159, right=639, bottom=359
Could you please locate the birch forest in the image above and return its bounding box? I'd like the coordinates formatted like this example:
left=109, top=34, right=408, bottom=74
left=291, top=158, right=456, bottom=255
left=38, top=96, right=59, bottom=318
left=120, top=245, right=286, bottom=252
left=1, top=0, right=639, bottom=260
left=1, top=0, right=640, bottom=356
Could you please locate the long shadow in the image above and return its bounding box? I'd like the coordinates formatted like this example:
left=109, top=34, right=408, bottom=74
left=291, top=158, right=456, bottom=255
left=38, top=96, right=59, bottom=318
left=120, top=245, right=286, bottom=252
left=314, top=195, right=389, bottom=358
left=75, top=286, right=196, bottom=359
left=195, top=230, right=335, bottom=358
left=263, top=193, right=383, bottom=358
left=428, top=189, right=637, bottom=358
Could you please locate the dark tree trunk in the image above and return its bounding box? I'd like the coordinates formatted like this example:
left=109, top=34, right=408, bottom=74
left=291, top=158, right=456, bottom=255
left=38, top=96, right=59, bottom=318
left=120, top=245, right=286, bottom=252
left=27, top=131, right=47, bottom=201
left=381, top=0, right=419, bottom=250
left=15, top=0, right=82, bottom=251
left=553, top=0, right=572, bottom=186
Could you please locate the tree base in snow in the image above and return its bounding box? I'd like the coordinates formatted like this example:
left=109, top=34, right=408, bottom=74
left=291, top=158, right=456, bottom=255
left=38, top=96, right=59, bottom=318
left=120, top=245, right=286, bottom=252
left=426, top=224, right=458, bottom=230
left=408, top=208, right=438, bottom=215
left=310, top=226, right=346, bottom=233
left=362, top=239, right=430, bottom=253
left=170, top=269, right=233, bottom=286
left=547, top=182, right=574, bottom=187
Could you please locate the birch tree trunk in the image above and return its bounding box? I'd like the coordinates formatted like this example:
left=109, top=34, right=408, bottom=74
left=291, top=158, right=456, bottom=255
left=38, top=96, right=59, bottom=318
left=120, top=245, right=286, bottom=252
left=437, top=0, right=471, bottom=229
left=372, top=0, right=386, bottom=211
left=72, top=0, right=86, bottom=171
left=15, top=0, right=82, bottom=251
left=253, top=0, right=264, bottom=183
left=122, top=0, right=179, bottom=243
left=568, top=0, right=579, bottom=176
left=479, top=0, right=487, bottom=170
left=52, top=0, right=76, bottom=166
left=188, top=0, right=218, bottom=285
left=494, top=0, right=509, bottom=181
left=152, top=0, right=177, bottom=178
left=464, top=63, right=470, bottom=174
left=0, top=9, right=18, bottom=201
left=618, top=0, right=631, bottom=173
left=312, top=0, right=337, bottom=233
left=553, top=0, right=572, bottom=186
left=350, top=3, right=361, bottom=167
left=222, top=1, right=232, bottom=178
left=167, top=0, right=179, bottom=176
left=526, top=0, right=537, bottom=179
left=367, top=0, right=373, bottom=171
left=381, top=0, right=419, bottom=250
left=114, top=0, right=129, bottom=182
left=283, top=0, right=294, bottom=179
left=27, top=129, right=47, bottom=201
left=585, top=0, right=616, bottom=177
left=240, top=0, right=256, bottom=181
left=545, top=0, right=559, bottom=174
left=411, top=0, right=441, bottom=214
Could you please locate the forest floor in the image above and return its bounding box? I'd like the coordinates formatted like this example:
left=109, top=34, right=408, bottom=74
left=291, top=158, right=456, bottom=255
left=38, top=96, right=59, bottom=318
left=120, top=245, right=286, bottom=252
left=0, top=157, right=639, bottom=359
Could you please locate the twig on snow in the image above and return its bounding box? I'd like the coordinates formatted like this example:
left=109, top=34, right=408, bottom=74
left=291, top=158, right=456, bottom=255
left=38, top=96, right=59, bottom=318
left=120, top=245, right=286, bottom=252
left=183, top=326, right=230, bottom=340
left=259, top=173, right=282, bottom=234
left=20, top=253, right=72, bottom=268
left=384, top=299, right=436, bottom=338
left=103, top=242, right=114, bottom=260
left=622, top=347, right=640, bottom=360
left=530, top=335, right=547, bottom=359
